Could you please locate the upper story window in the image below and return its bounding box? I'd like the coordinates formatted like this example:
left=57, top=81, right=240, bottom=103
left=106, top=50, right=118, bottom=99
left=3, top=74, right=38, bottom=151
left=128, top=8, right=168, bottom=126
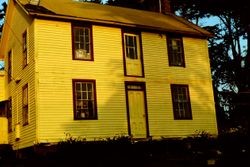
left=23, top=30, right=28, bottom=68
left=73, top=79, right=97, bottom=120
left=72, top=24, right=93, bottom=61
left=167, top=36, right=185, bottom=67
left=7, top=50, right=12, bottom=83
left=123, top=31, right=144, bottom=77
left=171, top=84, right=192, bottom=120
left=22, top=84, right=29, bottom=126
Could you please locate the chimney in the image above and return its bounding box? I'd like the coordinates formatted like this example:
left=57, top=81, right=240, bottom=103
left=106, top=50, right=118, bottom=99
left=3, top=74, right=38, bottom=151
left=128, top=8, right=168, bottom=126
left=160, top=0, right=171, bottom=13
left=146, top=0, right=172, bottom=14
left=29, top=0, right=40, bottom=5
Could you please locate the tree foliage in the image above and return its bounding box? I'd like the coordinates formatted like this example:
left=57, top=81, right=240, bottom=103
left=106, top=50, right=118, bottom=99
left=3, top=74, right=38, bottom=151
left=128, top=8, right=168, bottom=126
left=0, top=0, right=249, bottom=132
left=171, top=0, right=250, bottom=132
left=0, top=2, right=7, bottom=33
left=106, top=0, right=167, bottom=12
left=104, top=0, right=250, bottom=132
left=76, top=0, right=102, bottom=4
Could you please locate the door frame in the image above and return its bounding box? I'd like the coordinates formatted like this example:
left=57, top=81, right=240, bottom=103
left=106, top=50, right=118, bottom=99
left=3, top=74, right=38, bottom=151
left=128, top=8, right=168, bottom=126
left=125, top=81, right=150, bottom=138
left=122, top=30, right=145, bottom=77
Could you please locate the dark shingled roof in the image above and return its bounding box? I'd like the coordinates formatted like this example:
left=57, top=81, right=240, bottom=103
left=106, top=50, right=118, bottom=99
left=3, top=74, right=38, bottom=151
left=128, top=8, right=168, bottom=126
left=23, top=4, right=55, bottom=14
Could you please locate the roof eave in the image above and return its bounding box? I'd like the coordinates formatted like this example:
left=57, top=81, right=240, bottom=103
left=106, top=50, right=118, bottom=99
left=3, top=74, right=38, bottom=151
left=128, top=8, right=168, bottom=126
left=28, top=12, right=211, bottom=38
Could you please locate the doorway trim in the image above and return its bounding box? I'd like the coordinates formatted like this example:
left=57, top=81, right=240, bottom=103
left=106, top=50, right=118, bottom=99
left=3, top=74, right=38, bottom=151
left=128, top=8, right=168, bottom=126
left=124, top=81, right=150, bottom=139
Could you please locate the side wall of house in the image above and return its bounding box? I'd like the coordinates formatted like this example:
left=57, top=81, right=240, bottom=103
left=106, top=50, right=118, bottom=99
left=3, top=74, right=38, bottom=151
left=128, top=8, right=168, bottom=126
left=142, top=32, right=217, bottom=138
left=0, top=117, right=8, bottom=144
left=4, top=3, right=36, bottom=149
left=35, top=20, right=128, bottom=142
left=0, top=71, right=7, bottom=144
left=35, top=19, right=217, bottom=142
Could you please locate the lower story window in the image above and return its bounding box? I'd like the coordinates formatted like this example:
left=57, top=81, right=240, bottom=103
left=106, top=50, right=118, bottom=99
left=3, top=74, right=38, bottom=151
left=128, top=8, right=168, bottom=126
left=22, top=84, right=29, bottom=125
left=171, top=84, right=192, bottom=120
left=7, top=98, right=12, bottom=132
left=73, top=79, right=97, bottom=120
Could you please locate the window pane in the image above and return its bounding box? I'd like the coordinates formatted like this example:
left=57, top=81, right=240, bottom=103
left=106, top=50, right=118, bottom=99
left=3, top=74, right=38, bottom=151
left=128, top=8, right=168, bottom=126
left=86, top=44, right=90, bottom=53
left=88, top=92, right=92, bottom=100
left=8, top=51, right=12, bottom=82
left=82, top=83, right=86, bottom=91
left=125, top=36, right=130, bottom=46
left=79, top=28, right=84, bottom=36
left=85, top=29, right=89, bottom=38
left=23, top=107, right=28, bottom=125
left=129, top=48, right=135, bottom=58
left=23, top=87, right=28, bottom=106
left=22, top=84, right=29, bottom=126
left=23, top=31, right=28, bottom=67
left=76, top=100, right=83, bottom=108
left=82, top=92, right=87, bottom=99
left=80, top=36, right=84, bottom=43
left=87, top=83, right=92, bottom=91
left=76, top=83, right=81, bottom=91
left=75, top=28, right=79, bottom=36
left=127, top=36, right=132, bottom=46
left=76, top=92, right=81, bottom=99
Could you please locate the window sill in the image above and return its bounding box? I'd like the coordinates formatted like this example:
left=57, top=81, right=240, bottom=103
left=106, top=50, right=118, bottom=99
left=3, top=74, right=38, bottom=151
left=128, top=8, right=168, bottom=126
left=73, top=58, right=94, bottom=61
left=74, top=117, right=98, bottom=120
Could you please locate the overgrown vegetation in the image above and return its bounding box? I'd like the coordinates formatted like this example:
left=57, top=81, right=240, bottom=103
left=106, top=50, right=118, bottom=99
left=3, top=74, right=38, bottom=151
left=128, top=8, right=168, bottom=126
left=1, top=132, right=249, bottom=166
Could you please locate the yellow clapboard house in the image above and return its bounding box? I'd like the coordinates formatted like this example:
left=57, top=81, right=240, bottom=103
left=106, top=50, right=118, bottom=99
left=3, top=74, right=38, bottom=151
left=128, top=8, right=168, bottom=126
left=0, top=0, right=217, bottom=150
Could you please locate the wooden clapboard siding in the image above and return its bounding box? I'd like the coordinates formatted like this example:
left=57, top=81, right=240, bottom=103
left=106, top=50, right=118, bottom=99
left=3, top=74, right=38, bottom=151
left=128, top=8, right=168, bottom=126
left=35, top=20, right=128, bottom=142
left=142, top=32, right=217, bottom=138
left=2, top=4, right=218, bottom=148
left=3, top=2, right=37, bottom=149
left=0, top=117, right=8, bottom=144
left=35, top=21, right=217, bottom=142
left=0, top=71, right=5, bottom=101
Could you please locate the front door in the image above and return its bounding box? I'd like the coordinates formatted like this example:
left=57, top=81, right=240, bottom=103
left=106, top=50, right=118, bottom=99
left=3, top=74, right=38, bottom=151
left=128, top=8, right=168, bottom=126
left=126, top=83, right=148, bottom=138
